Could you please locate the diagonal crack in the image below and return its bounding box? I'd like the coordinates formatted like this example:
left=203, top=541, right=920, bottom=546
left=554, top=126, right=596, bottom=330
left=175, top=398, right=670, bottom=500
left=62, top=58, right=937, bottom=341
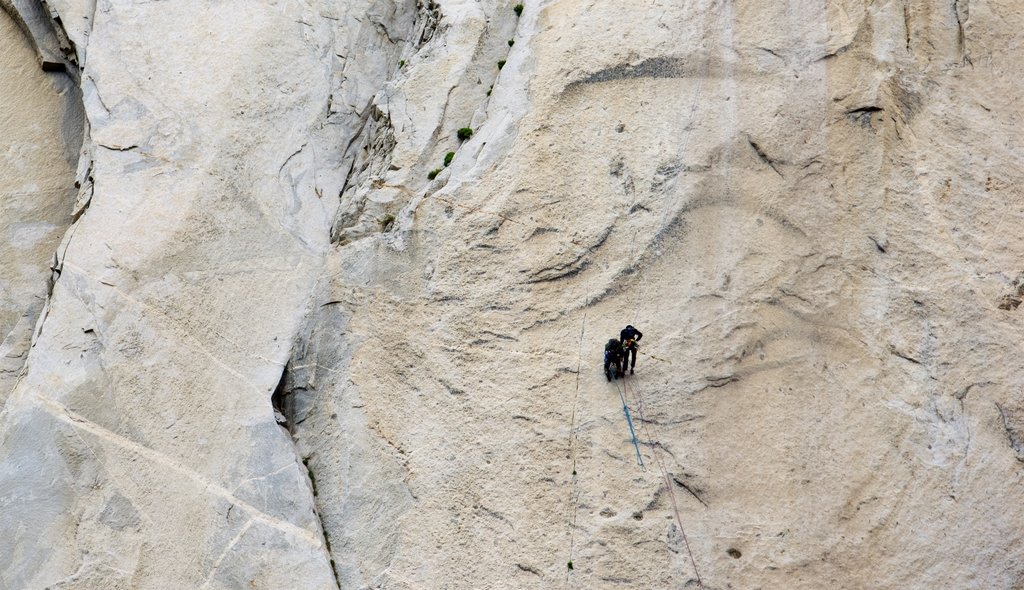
left=198, top=519, right=255, bottom=589
left=994, top=402, right=1024, bottom=462
left=36, top=393, right=322, bottom=546
left=746, top=135, right=783, bottom=177
left=673, top=476, right=709, bottom=508
left=61, top=260, right=286, bottom=390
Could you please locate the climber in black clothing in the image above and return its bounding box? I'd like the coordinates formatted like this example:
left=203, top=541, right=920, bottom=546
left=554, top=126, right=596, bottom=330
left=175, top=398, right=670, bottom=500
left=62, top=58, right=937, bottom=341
left=619, top=325, right=643, bottom=374
left=604, top=339, right=624, bottom=381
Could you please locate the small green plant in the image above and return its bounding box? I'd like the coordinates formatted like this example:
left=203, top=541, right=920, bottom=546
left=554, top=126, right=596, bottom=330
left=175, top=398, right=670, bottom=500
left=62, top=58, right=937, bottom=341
left=508, top=39, right=515, bottom=47
left=399, top=59, right=405, bottom=68
left=514, top=3, right=524, bottom=16
left=380, top=213, right=395, bottom=231
left=497, top=59, right=506, bottom=69
left=567, top=561, right=574, bottom=570
left=302, top=458, right=319, bottom=497
left=444, top=151, right=455, bottom=166
left=457, top=127, right=473, bottom=141
left=427, top=168, right=442, bottom=180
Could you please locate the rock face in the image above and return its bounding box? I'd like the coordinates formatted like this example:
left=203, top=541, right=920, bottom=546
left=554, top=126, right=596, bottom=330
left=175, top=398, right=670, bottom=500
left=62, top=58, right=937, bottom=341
left=2, top=0, right=1024, bottom=589
left=0, top=9, right=82, bottom=405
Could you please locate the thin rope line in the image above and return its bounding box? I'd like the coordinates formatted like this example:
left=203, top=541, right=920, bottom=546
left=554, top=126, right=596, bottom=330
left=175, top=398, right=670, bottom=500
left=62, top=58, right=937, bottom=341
left=613, top=379, right=644, bottom=467
left=565, top=306, right=588, bottom=583
left=624, top=377, right=704, bottom=589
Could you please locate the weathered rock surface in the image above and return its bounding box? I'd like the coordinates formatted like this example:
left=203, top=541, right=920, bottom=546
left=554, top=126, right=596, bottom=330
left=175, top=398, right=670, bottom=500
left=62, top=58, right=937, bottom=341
left=0, top=9, right=81, bottom=404
left=2, top=0, right=1024, bottom=589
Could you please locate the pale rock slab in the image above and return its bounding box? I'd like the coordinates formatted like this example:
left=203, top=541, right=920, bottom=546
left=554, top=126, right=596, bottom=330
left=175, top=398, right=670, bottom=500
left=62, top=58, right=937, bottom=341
left=3, top=0, right=1024, bottom=589
left=0, top=0, right=342, bottom=587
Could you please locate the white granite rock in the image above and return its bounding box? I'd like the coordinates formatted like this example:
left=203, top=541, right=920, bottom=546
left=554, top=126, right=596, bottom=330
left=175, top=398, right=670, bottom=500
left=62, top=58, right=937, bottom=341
left=2, top=0, right=1024, bottom=588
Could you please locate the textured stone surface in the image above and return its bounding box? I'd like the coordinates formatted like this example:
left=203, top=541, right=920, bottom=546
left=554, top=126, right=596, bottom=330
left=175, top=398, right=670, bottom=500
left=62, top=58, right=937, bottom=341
left=2, top=0, right=1024, bottom=589
left=0, top=1, right=342, bottom=587
left=0, top=9, right=82, bottom=403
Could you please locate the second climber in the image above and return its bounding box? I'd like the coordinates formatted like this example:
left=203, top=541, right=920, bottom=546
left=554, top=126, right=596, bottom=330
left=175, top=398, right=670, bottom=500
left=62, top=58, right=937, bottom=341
left=619, top=325, right=643, bottom=375
left=604, top=338, right=624, bottom=381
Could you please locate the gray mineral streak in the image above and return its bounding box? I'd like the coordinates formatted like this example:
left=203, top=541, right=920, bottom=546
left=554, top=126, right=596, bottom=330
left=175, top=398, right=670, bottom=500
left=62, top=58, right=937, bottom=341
left=1, top=0, right=1024, bottom=589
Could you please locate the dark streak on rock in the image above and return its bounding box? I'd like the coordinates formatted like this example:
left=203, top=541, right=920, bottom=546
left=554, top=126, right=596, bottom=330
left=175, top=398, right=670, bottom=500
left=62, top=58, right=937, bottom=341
left=564, top=57, right=687, bottom=93
left=672, top=476, right=709, bottom=508
left=705, top=375, right=738, bottom=387
left=747, top=137, right=783, bottom=176
left=956, top=382, right=991, bottom=401
left=846, top=106, right=883, bottom=127
left=817, top=42, right=853, bottom=61
left=889, top=346, right=922, bottom=365
left=643, top=486, right=667, bottom=512
left=479, top=330, right=517, bottom=341
left=954, top=0, right=972, bottom=65
left=636, top=413, right=703, bottom=426
left=778, top=287, right=812, bottom=306
left=477, top=504, right=512, bottom=525
left=994, top=403, right=1024, bottom=462
left=523, top=227, right=612, bottom=284
left=97, top=143, right=138, bottom=152
left=640, top=440, right=680, bottom=463
left=516, top=563, right=542, bottom=576
left=904, top=4, right=912, bottom=53
left=528, top=226, right=559, bottom=239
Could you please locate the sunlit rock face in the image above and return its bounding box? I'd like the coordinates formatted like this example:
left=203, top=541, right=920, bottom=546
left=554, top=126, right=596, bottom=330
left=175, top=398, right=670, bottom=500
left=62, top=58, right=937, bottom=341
left=0, top=9, right=82, bottom=403
left=2, top=0, right=1024, bottom=589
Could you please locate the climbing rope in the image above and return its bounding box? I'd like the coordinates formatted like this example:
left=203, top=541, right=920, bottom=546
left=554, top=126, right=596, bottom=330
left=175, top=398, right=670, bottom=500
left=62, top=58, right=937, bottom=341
left=637, top=348, right=673, bottom=365
left=612, top=379, right=644, bottom=467
left=616, top=1, right=729, bottom=578
left=564, top=307, right=588, bottom=581
left=623, top=376, right=705, bottom=589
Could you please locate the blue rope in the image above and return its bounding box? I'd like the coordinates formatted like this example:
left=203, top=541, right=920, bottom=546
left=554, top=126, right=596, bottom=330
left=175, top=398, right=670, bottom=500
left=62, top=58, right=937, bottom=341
left=614, top=380, right=644, bottom=467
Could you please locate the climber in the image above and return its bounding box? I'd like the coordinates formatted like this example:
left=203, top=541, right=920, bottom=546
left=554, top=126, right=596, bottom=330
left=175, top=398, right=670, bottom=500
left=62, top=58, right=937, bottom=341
left=619, top=325, right=643, bottom=375
left=604, top=338, right=624, bottom=382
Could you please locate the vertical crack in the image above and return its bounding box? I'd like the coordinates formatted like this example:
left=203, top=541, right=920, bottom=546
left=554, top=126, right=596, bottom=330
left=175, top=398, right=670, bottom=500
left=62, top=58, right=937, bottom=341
left=302, top=454, right=341, bottom=588
left=903, top=2, right=911, bottom=53
left=953, top=0, right=971, bottom=65
left=272, top=356, right=340, bottom=588
left=994, top=403, right=1024, bottom=462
